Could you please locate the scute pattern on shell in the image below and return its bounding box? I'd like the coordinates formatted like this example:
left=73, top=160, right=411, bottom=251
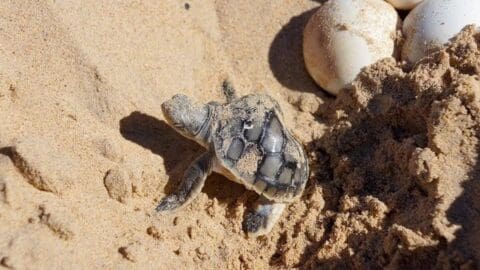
left=213, top=95, right=308, bottom=202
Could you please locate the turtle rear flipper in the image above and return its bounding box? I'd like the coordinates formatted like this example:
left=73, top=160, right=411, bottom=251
left=156, top=152, right=214, bottom=212
left=242, top=196, right=286, bottom=236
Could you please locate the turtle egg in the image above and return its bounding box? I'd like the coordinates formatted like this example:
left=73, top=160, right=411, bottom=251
left=402, top=0, right=480, bottom=63
left=303, top=0, right=400, bottom=95
left=385, top=0, right=423, bottom=10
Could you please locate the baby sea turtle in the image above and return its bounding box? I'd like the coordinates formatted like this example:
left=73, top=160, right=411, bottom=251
left=156, top=82, right=309, bottom=236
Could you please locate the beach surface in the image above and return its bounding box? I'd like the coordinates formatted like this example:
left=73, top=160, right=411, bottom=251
left=0, top=1, right=479, bottom=269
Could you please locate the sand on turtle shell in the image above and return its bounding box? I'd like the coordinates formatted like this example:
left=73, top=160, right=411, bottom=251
left=0, top=1, right=479, bottom=269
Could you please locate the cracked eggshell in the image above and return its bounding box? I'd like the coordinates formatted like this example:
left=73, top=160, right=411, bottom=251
left=402, top=0, right=480, bottom=63
left=303, top=0, right=400, bottom=95
left=386, top=0, right=423, bottom=10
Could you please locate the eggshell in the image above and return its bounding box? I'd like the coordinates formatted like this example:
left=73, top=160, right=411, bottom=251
left=386, top=0, right=423, bottom=10
left=303, top=0, right=400, bottom=95
left=402, top=0, right=480, bottom=63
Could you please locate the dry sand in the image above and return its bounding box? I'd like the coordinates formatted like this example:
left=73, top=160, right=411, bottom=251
left=0, top=1, right=479, bottom=269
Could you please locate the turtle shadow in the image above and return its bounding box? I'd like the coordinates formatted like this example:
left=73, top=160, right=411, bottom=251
left=202, top=173, right=252, bottom=207
left=119, top=111, right=202, bottom=193
left=119, top=111, right=245, bottom=204
left=268, top=6, right=328, bottom=97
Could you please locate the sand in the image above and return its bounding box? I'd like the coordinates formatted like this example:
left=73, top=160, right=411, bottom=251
left=0, top=1, right=479, bottom=269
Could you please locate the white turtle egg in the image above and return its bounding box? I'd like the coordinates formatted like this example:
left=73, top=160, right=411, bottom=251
left=386, top=0, right=423, bottom=10
left=402, top=0, right=480, bottom=63
left=303, top=0, right=400, bottom=95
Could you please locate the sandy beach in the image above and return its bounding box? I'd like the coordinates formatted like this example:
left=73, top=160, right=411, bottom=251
left=0, top=1, right=479, bottom=269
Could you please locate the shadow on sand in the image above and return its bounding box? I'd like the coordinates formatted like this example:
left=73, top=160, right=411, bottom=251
left=119, top=111, right=247, bottom=203
left=119, top=111, right=202, bottom=193
left=268, top=7, right=323, bottom=95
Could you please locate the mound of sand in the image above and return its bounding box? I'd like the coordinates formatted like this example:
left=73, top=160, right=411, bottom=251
left=303, top=26, right=480, bottom=269
left=0, top=1, right=479, bottom=269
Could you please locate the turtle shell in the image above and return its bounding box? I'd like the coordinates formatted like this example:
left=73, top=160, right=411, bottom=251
left=212, top=94, right=309, bottom=202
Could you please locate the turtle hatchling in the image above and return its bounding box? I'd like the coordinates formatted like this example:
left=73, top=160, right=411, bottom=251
left=156, top=83, right=309, bottom=236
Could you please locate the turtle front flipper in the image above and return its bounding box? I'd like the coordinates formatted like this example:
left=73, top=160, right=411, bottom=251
left=222, top=80, right=238, bottom=103
left=242, top=196, right=286, bottom=237
left=156, top=152, right=214, bottom=212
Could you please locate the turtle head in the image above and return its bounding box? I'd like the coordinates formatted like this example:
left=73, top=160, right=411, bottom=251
left=162, top=94, right=210, bottom=144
